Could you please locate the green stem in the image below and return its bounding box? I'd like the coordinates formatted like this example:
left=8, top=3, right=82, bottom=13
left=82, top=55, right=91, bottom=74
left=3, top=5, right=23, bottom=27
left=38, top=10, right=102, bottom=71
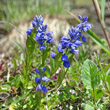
left=36, top=90, right=41, bottom=109
left=35, top=51, right=44, bottom=109
left=91, top=79, right=96, bottom=110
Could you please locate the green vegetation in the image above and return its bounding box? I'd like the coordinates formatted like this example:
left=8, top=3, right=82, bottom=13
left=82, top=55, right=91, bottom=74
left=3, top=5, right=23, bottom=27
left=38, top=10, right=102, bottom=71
left=0, top=0, right=72, bottom=23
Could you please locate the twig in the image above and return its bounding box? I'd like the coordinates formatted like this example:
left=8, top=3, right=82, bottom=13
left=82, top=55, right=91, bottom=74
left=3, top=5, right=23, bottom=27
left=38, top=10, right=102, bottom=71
left=92, top=0, right=110, bottom=48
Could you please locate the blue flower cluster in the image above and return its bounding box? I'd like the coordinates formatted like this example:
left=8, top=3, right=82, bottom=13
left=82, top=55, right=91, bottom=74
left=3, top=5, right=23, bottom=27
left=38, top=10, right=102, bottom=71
left=35, top=67, right=50, bottom=93
left=57, top=15, right=91, bottom=68
left=26, top=15, right=54, bottom=50
left=50, top=52, right=57, bottom=59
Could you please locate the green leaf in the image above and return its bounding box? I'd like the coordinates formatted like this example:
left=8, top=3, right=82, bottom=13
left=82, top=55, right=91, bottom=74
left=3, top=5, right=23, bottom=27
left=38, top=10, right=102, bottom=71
left=106, top=69, right=110, bottom=88
left=82, top=103, right=94, bottom=110
left=12, top=58, right=17, bottom=71
left=94, top=89, right=103, bottom=101
left=26, top=36, right=36, bottom=72
left=58, top=68, right=65, bottom=84
left=13, top=41, right=26, bottom=59
left=0, top=85, right=11, bottom=92
left=87, top=29, right=110, bottom=55
left=51, top=60, right=62, bottom=77
left=41, top=48, right=50, bottom=66
left=104, top=63, right=110, bottom=73
left=26, top=36, right=35, bottom=59
left=50, top=57, right=55, bottom=72
left=50, top=53, right=62, bottom=76
left=106, top=76, right=110, bottom=88
left=81, top=59, right=99, bottom=89
left=101, top=0, right=106, bottom=21
left=12, top=50, right=19, bottom=64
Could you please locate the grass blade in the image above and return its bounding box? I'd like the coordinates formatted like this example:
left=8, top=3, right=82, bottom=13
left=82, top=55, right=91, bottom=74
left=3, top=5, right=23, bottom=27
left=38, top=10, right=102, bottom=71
left=13, top=41, right=26, bottom=59
left=87, top=29, right=110, bottom=55
left=101, top=0, right=106, bottom=21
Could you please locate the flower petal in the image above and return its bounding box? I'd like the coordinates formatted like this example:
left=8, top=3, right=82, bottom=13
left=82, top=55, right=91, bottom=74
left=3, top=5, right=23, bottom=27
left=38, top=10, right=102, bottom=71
left=26, top=28, right=32, bottom=35
left=82, top=36, right=87, bottom=42
left=75, top=40, right=82, bottom=46
left=43, top=66, right=46, bottom=72
left=47, top=38, right=54, bottom=43
left=57, top=43, right=63, bottom=53
left=41, top=67, right=46, bottom=73
left=61, top=54, right=68, bottom=62
left=36, top=84, right=42, bottom=91
left=40, top=45, right=46, bottom=50
left=42, top=85, right=48, bottom=93
left=35, top=77, right=41, bottom=83
left=63, top=61, right=70, bottom=68
left=51, top=52, right=57, bottom=59
left=35, top=68, right=40, bottom=75
left=42, top=76, right=50, bottom=82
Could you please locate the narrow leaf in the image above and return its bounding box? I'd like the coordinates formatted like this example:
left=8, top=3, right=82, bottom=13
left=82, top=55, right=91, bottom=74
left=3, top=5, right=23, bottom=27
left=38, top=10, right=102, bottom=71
left=13, top=41, right=26, bottom=59
left=101, top=0, right=106, bottom=20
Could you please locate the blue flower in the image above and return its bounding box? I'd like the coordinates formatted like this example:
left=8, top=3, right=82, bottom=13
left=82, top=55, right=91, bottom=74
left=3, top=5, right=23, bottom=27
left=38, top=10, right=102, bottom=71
left=61, top=54, right=68, bottom=62
left=35, top=77, right=41, bottom=83
left=78, top=15, right=88, bottom=22
left=33, top=16, right=54, bottom=50
left=35, top=67, right=50, bottom=93
left=35, top=77, right=50, bottom=83
left=38, top=24, right=47, bottom=32
left=35, top=67, right=46, bottom=75
left=26, top=28, right=32, bottom=35
left=77, top=15, right=91, bottom=32
left=36, top=84, right=48, bottom=93
left=26, top=15, right=54, bottom=50
left=40, top=45, right=46, bottom=50
left=51, top=52, right=57, bottom=59
left=70, top=49, right=79, bottom=55
left=57, top=15, right=91, bottom=68
left=32, top=15, right=43, bottom=28
left=41, top=66, right=46, bottom=73
left=35, top=68, right=40, bottom=75
left=82, top=36, right=87, bottom=42
left=63, top=61, right=70, bottom=68
left=47, top=37, right=54, bottom=43
left=57, top=43, right=64, bottom=53
left=68, top=26, right=81, bottom=40
left=74, top=40, right=82, bottom=46
left=42, top=76, right=50, bottom=82
left=61, top=54, right=70, bottom=68
left=35, top=76, right=50, bottom=93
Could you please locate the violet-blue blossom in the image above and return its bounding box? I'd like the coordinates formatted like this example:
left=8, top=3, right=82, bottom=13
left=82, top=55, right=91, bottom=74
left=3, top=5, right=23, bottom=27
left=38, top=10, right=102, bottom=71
left=35, top=67, right=46, bottom=75
left=57, top=15, right=91, bottom=68
left=35, top=67, right=50, bottom=93
left=34, top=16, right=54, bottom=50
left=36, top=84, right=47, bottom=93
left=77, top=15, right=91, bottom=32
left=26, top=15, right=54, bottom=50
left=32, top=15, right=43, bottom=28
left=61, top=54, right=70, bottom=68
left=26, top=28, right=32, bottom=35
left=51, top=52, right=57, bottom=59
